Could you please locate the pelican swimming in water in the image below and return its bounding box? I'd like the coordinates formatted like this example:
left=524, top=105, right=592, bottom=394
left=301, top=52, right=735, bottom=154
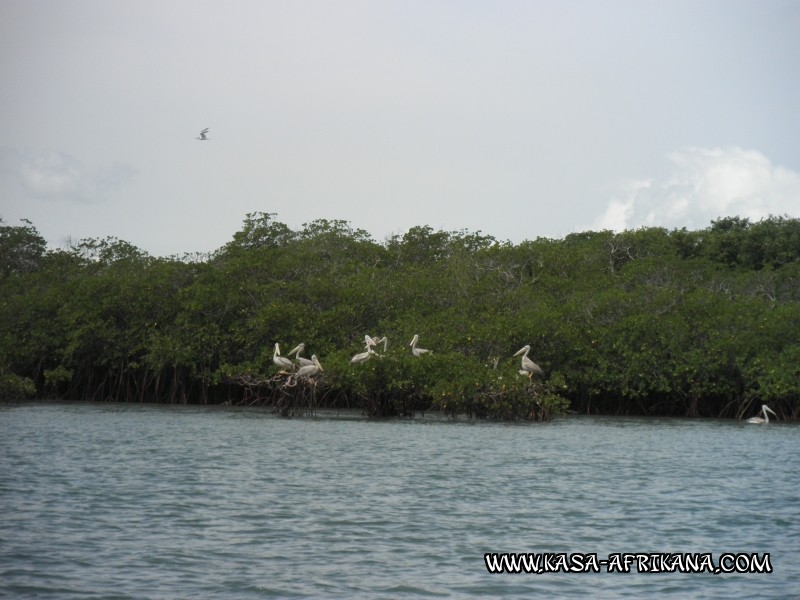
left=296, top=354, right=323, bottom=378
left=514, top=345, right=544, bottom=378
left=746, top=404, right=777, bottom=424
left=287, top=343, right=314, bottom=367
left=272, top=343, right=294, bottom=371
left=196, top=128, right=209, bottom=140
left=410, top=334, right=429, bottom=357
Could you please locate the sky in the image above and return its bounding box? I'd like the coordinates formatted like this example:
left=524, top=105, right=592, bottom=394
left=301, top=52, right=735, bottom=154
left=2, top=0, right=799, bottom=257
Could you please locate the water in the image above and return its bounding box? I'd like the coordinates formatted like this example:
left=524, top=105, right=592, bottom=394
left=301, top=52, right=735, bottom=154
left=1, top=403, right=798, bottom=599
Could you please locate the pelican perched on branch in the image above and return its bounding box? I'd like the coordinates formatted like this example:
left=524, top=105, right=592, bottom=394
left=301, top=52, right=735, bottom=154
left=350, top=346, right=375, bottom=364
left=273, top=343, right=294, bottom=371
left=288, top=343, right=314, bottom=367
left=196, top=128, right=209, bottom=140
left=371, top=336, right=388, bottom=353
left=746, top=404, right=777, bottom=424
left=410, top=334, right=429, bottom=357
left=296, top=355, right=323, bottom=378
left=351, top=336, right=377, bottom=364
left=514, top=345, right=544, bottom=379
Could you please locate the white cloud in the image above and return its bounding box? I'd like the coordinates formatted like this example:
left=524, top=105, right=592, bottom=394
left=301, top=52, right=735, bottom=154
left=0, top=148, right=136, bottom=204
left=589, top=147, right=800, bottom=232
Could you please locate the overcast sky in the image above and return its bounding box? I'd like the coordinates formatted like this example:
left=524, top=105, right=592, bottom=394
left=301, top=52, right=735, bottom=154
left=2, top=0, right=799, bottom=256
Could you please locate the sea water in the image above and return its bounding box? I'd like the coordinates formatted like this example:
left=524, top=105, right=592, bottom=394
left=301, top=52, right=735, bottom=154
left=1, top=403, right=797, bottom=598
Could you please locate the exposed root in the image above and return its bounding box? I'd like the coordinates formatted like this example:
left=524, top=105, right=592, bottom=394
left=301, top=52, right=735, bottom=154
left=224, top=372, right=327, bottom=416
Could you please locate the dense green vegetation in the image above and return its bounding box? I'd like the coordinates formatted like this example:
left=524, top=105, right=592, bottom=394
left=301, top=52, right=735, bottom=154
left=2, top=213, right=799, bottom=420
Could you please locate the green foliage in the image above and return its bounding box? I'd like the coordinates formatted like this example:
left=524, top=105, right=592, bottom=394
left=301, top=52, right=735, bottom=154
left=1, top=214, right=799, bottom=420
left=0, top=217, right=47, bottom=277
left=0, top=368, right=36, bottom=400
left=220, top=211, right=297, bottom=253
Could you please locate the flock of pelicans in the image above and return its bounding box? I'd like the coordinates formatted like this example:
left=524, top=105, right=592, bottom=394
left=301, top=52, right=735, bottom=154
left=198, top=127, right=781, bottom=424
left=271, top=336, right=545, bottom=380
left=271, top=337, right=781, bottom=423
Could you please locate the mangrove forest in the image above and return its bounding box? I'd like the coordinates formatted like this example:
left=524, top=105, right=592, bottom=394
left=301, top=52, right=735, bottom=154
left=1, top=213, right=799, bottom=421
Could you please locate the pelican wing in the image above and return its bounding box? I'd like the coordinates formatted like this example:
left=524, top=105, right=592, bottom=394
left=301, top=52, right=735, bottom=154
left=273, top=355, right=294, bottom=370
left=351, top=349, right=374, bottom=364
left=522, top=356, right=544, bottom=375
left=296, top=356, right=322, bottom=378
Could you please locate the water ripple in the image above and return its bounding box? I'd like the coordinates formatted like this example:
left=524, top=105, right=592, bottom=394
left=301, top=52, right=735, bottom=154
left=1, top=404, right=798, bottom=598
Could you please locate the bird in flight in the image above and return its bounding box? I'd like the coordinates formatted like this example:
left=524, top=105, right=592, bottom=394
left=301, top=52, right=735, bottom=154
left=196, top=128, right=209, bottom=140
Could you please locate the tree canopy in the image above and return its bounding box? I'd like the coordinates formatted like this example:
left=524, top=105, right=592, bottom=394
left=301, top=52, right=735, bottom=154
left=2, top=213, right=798, bottom=420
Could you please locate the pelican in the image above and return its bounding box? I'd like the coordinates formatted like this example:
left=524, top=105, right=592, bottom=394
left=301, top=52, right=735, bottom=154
left=514, top=345, right=544, bottom=378
left=287, top=343, right=314, bottom=367
left=196, top=128, right=209, bottom=140
left=350, top=335, right=375, bottom=365
left=272, top=343, right=294, bottom=371
left=746, top=404, right=777, bottom=424
left=351, top=343, right=376, bottom=364
left=296, top=354, right=323, bottom=378
left=410, top=334, right=429, bottom=357
left=372, top=336, right=388, bottom=353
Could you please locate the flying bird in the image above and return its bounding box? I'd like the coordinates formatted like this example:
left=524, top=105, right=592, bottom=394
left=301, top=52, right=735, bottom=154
left=514, top=345, right=544, bottom=378
left=746, top=404, right=777, bottom=424
left=410, top=334, right=429, bottom=357
left=196, top=128, right=209, bottom=140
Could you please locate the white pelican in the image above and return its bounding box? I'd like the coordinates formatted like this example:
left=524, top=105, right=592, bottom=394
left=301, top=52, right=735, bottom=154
left=296, top=354, right=323, bottom=378
left=351, top=345, right=376, bottom=364
left=514, top=345, right=544, bottom=378
left=746, top=404, right=777, bottom=424
left=372, top=336, right=388, bottom=353
left=287, top=343, right=314, bottom=367
left=196, top=128, right=209, bottom=140
left=410, top=334, right=429, bottom=357
left=272, top=343, right=294, bottom=371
